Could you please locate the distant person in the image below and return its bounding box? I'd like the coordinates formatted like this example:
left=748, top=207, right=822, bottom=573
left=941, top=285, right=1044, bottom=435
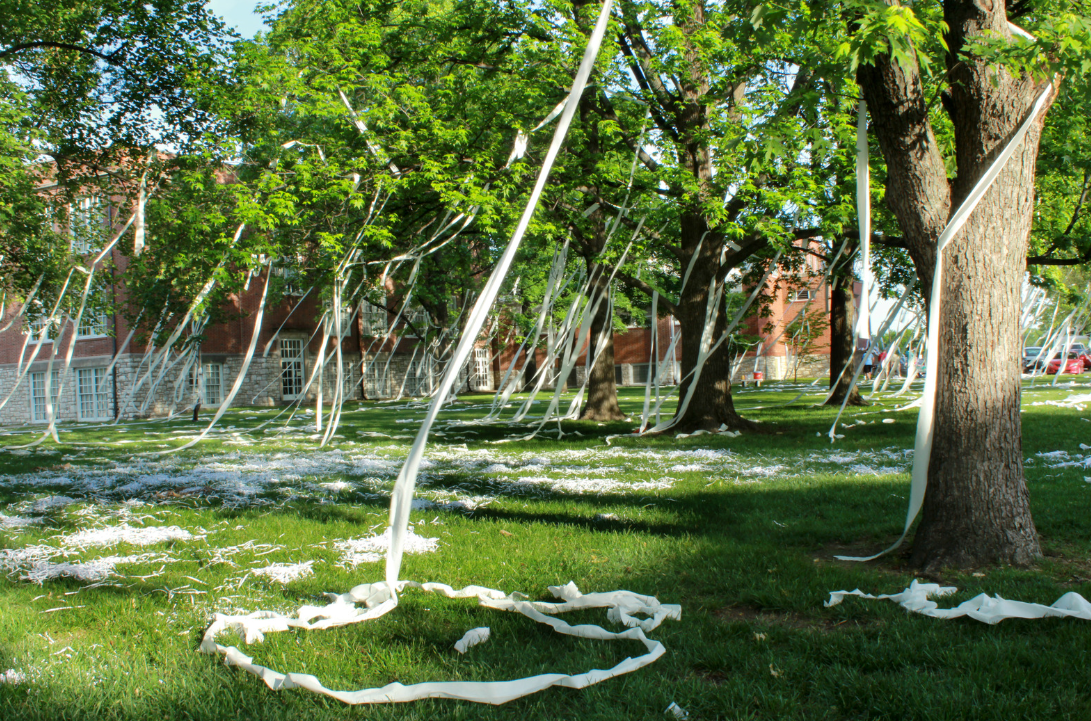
left=890, top=351, right=901, bottom=378
left=863, top=348, right=876, bottom=380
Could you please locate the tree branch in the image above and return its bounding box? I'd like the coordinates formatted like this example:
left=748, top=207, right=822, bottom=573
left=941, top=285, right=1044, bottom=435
left=1026, top=244, right=1091, bottom=267
left=566, top=230, right=679, bottom=316
left=1062, top=168, right=1091, bottom=237
left=594, top=90, right=665, bottom=176
left=718, top=236, right=769, bottom=284
left=0, top=41, right=119, bottom=64
left=614, top=27, right=683, bottom=143
left=362, top=296, right=427, bottom=340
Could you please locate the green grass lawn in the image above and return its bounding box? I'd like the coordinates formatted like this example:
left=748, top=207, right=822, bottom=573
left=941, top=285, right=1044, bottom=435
left=1, top=377, right=1090, bottom=720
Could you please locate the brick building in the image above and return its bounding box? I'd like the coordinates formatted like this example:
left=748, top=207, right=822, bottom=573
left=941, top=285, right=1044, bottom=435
left=0, top=185, right=496, bottom=426
left=734, top=256, right=863, bottom=382
left=1, top=185, right=853, bottom=427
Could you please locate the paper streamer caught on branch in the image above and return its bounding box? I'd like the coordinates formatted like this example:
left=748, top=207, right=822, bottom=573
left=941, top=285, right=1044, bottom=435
left=198, top=1, right=679, bottom=708
left=854, top=99, right=873, bottom=352
left=838, top=71, right=1054, bottom=562
left=385, top=0, right=616, bottom=587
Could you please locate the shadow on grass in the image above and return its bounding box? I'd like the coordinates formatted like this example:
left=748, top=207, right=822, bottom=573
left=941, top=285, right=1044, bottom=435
left=4, top=384, right=1091, bottom=719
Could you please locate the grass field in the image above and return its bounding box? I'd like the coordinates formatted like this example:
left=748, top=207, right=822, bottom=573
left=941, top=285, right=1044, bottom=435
left=1, top=377, right=1090, bottom=720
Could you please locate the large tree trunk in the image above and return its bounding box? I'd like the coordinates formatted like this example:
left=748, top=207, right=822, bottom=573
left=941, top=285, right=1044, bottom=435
left=826, top=270, right=867, bottom=407
left=673, top=214, right=754, bottom=433
left=580, top=267, right=625, bottom=421
left=858, top=1, right=1047, bottom=569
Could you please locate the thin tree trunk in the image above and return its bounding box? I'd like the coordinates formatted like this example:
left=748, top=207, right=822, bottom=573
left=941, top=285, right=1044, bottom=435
left=858, top=1, right=1048, bottom=569
left=522, top=354, right=537, bottom=392
left=826, top=271, right=867, bottom=407
left=673, top=215, right=754, bottom=433
left=580, top=267, right=625, bottom=421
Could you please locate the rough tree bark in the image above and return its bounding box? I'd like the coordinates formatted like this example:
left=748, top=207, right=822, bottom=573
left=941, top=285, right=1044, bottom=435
left=579, top=265, right=625, bottom=421
left=826, top=269, right=867, bottom=407
left=857, top=0, right=1049, bottom=569
left=566, top=63, right=625, bottom=422
left=580, top=0, right=817, bottom=432
left=673, top=213, right=755, bottom=433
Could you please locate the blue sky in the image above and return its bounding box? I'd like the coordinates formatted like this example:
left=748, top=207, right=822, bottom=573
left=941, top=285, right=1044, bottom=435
left=206, top=0, right=268, bottom=38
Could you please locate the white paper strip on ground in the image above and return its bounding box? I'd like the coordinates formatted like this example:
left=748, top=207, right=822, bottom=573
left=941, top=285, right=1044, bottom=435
left=201, top=580, right=679, bottom=705
left=453, top=627, right=491, bottom=654
left=826, top=579, right=1091, bottom=624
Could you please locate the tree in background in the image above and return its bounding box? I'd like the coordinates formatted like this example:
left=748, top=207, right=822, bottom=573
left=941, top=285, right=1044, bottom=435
left=782, top=306, right=831, bottom=382
left=555, top=0, right=862, bottom=432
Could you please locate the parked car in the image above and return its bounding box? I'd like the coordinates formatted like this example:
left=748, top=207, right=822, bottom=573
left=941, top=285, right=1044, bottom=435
left=1023, top=346, right=1044, bottom=372
left=1069, top=344, right=1091, bottom=370
left=1047, top=351, right=1085, bottom=375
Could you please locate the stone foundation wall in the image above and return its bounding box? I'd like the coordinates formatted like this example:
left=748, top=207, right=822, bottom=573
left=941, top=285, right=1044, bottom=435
left=0, top=350, right=370, bottom=426
left=731, top=354, right=831, bottom=383
left=112, top=354, right=288, bottom=419
left=360, top=352, right=494, bottom=399
left=0, top=356, right=114, bottom=426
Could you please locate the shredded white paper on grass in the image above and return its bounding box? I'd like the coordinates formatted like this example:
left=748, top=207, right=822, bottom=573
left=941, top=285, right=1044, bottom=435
left=65, top=524, right=202, bottom=548
left=250, top=561, right=315, bottom=584
left=0, top=669, right=26, bottom=685
left=0, top=513, right=38, bottom=529
left=21, top=554, right=161, bottom=584
left=32, top=495, right=77, bottom=512
left=335, top=527, right=438, bottom=567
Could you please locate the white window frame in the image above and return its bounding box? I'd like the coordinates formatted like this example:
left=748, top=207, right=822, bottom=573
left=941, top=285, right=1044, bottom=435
left=280, top=339, right=305, bottom=400
left=202, top=363, right=224, bottom=405
left=471, top=347, right=491, bottom=391
left=794, top=288, right=815, bottom=302
left=77, top=309, right=109, bottom=338
left=360, top=302, right=388, bottom=336
left=28, top=316, right=55, bottom=344
left=363, top=359, right=389, bottom=398
left=70, top=196, right=104, bottom=255
left=30, top=370, right=61, bottom=422
left=76, top=367, right=111, bottom=421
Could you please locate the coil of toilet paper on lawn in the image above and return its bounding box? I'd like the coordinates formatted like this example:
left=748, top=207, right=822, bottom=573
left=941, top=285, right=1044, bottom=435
left=198, top=0, right=681, bottom=705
